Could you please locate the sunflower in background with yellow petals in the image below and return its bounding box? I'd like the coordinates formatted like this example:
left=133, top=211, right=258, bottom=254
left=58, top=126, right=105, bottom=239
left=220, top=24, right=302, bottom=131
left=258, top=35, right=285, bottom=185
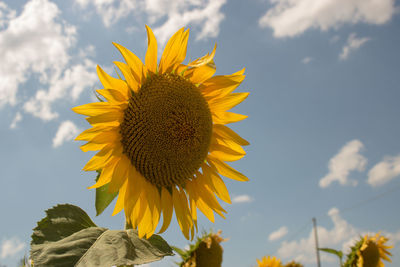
left=356, top=233, right=393, bottom=267
left=256, top=256, right=283, bottom=267
left=73, top=25, right=249, bottom=239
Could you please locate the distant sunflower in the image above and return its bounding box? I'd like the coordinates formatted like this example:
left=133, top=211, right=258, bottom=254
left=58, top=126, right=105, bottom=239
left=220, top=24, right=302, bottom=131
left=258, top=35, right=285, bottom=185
left=284, top=261, right=303, bottom=267
left=176, top=230, right=227, bottom=267
left=73, top=25, right=249, bottom=239
left=356, top=233, right=393, bottom=267
left=256, top=256, right=283, bottom=267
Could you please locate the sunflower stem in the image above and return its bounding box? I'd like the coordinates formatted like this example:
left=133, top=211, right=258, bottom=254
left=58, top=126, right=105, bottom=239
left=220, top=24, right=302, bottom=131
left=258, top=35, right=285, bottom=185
left=125, top=220, right=133, bottom=230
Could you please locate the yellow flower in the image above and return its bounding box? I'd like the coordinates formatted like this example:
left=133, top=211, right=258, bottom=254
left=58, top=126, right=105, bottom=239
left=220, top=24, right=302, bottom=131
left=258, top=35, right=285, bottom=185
left=356, top=233, right=393, bottom=267
left=256, top=256, right=283, bottom=267
left=73, top=25, right=249, bottom=239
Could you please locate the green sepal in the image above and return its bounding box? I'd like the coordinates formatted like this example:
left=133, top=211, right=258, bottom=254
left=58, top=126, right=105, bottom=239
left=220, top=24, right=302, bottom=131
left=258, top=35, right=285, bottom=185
left=95, top=170, right=118, bottom=216
left=343, top=237, right=364, bottom=267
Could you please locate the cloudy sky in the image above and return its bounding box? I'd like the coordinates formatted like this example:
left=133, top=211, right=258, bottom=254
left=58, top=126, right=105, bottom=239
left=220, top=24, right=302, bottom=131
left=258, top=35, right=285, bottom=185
left=1, top=0, right=400, bottom=266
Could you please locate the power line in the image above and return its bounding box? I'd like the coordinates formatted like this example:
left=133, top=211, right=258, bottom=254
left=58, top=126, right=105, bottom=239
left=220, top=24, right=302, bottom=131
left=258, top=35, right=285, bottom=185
left=281, top=182, right=400, bottom=243
left=340, top=182, right=400, bottom=215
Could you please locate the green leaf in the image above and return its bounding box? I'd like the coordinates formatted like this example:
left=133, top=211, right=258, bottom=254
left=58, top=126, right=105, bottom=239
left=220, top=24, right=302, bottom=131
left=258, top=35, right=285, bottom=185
left=319, top=247, right=343, bottom=259
left=31, top=227, right=107, bottom=267
left=30, top=204, right=173, bottom=267
left=31, top=228, right=173, bottom=267
left=95, top=170, right=118, bottom=216
left=31, top=204, right=97, bottom=245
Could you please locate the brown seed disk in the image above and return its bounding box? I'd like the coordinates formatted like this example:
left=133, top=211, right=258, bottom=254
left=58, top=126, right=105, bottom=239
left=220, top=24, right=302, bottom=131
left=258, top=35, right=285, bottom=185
left=120, top=73, right=212, bottom=188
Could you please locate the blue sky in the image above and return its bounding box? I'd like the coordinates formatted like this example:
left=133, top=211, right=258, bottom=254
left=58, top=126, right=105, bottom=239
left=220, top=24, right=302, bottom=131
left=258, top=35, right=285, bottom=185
left=1, top=0, right=400, bottom=266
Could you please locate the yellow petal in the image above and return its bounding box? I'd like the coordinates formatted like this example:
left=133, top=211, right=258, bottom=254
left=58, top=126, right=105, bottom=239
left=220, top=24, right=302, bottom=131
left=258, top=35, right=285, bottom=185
left=193, top=178, right=226, bottom=218
left=72, top=102, right=120, bottom=117
left=202, top=164, right=231, bottom=204
left=138, top=193, right=152, bottom=238
left=75, top=125, right=118, bottom=141
left=86, top=110, right=123, bottom=125
left=108, top=156, right=130, bottom=193
left=144, top=181, right=161, bottom=238
left=189, top=194, right=197, bottom=228
left=129, top=196, right=141, bottom=229
left=187, top=181, right=215, bottom=223
left=201, top=69, right=245, bottom=99
left=159, top=28, right=186, bottom=73
left=158, top=187, right=173, bottom=234
left=209, top=143, right=245, bottom=162
left=83, top=145, right=115, bottom=171
left=185, top=61, right=216, bottom=84
left=207, top=156, right=248, bottom=182
left=112, top=178, right=128, bottom=216
left=188, top=43, right=216, bottom=68
left=88, top=157, right=120, bottom=189
left=173, top=187, right=192, bottom=239
left=176, top=29, right=189, bottom=65
left=212, top=111, right=248, bottom=125
left=97, top=65, right=129, bottom=98
left=150, top=186, right=161, bottom=237
left=76, top=129, right=119, bottom=145
left=209, top=92, right=249, bottom=112
left=213, top=124, right=249, bottom=146
left=145, top=25, right=158, bottom=73
left=114, top=61, right=139, bottom=93
left=113, top=42, right=145, bottom=86
left=124, top=169, right=143, bottom=223
left=80, top=142, right=107, bottom=152
left=212, top=134, right=246, bottom=155
left=96, top=89, right=127, bottom=104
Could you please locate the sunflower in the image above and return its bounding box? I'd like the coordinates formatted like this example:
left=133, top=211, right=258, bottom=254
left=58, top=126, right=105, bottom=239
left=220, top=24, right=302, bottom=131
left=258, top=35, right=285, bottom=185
left=256, top=256, right=283, bottom=267
left=284, top=261, right=303, bottom=267
left=356, top=233, right=393, bottom=267
left=176, top=230, right=227, bottom=267
left=73, top=25, right=249, bottom=239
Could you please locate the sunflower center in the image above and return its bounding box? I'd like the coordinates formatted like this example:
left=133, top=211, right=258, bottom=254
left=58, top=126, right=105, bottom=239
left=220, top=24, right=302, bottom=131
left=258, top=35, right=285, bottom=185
left=361, top=242, right=380, bottom=267
left=120, top=73, right=212, bottom=187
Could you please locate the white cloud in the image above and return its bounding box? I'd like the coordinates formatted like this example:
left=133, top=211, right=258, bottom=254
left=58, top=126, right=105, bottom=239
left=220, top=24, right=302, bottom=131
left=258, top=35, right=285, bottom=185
left=0, top=2, right=16, bottom=28
left=319, top=139, right=367, bottom=188
left=0, top=237, right=25, bottom=259
left=301, top=57, right=312, bottom=64
left=277, top=208, right=400, bottom=264
left=259, top=0, right=395, bottom=38
left=75, top=0, right=136, bottom=28
left=232, top=194, right=254, bottom=204
left=367, top=155, right=400, bottom=187
left=23, top=59, right=97, bottom=121
left=269, top=226, right=288, bottom=241
left=0, top=0, right=76, bottom=108
left=0, top=0, right=97, bottom=123
left=75, top=0, right=226, bottom=45
left=52, top=120, right=80, bottom=148
left=277, top=208, right=359, bottom=264
left=150, top=0, right=226, bottom=46
left=9, top=112, right=22, bottom=129
left=339, top=33, right=370, bottom=61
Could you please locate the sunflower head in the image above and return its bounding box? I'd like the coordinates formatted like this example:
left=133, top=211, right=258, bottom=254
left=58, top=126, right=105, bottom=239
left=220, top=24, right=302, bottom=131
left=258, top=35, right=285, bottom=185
left=256, top=256, right=284, bottom=267
left=344, top=233, right=393, bottom=267
left=284, top=260, right=303, bottom=267
left=73, top=25, right=249, bottom=239
left=176, top=230, right=227, bottom=267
